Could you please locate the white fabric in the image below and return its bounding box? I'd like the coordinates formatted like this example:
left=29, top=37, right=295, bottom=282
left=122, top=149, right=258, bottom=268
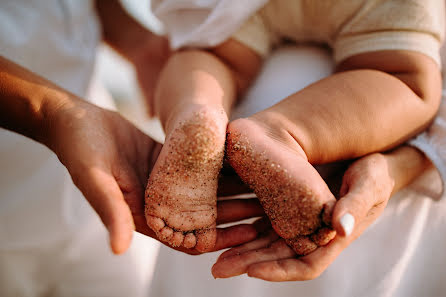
left=0, top=0, right=101, bottom=249
left=406, top=43, right=446, bottom=200
left=152, top=0, right=444, bottom=67
left=149, top=45, right=446, bottom=297
left=151, top=0, right=266, bottom=49
left=150, top=1, right=446, bottom=295
left=0, top=1, right=159, bottom=296
left=0, top=219, right=158, bottom=297
left=408, top=103, right=446, bottom=200
left=152, top=0, right=446, bottom=200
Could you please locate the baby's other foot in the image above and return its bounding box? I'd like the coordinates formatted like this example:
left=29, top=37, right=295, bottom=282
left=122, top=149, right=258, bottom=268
left=145, top=106, right=227, bottom=252
left=226, top=118, right=336, bottom=255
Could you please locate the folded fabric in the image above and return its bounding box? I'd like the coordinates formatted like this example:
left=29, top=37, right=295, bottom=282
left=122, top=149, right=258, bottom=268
left=151, top=0, right=266, bottom=49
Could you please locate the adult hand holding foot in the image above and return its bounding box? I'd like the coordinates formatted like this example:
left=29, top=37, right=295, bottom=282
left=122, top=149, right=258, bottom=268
left=0, top=56, right=261, bottom=255
left=212, top=146, right=430, bottom=281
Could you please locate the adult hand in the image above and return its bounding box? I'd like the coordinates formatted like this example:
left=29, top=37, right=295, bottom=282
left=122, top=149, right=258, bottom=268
left=0, top=54, right=261, bottom=255
left=46, top=100, right=262, bottom=255
left=211, top=152, right=398, bottom=281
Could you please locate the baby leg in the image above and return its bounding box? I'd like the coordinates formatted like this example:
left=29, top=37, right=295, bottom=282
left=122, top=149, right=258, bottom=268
left=226, top=112, right=337, bottom=255
left=145, top=51, right=234, bottom=252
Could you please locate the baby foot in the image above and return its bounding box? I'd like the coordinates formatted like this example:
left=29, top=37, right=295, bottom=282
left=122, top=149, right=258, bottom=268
left=145, top=106, right=227, bottom=252
left=226, top=118, right=336, bottom=255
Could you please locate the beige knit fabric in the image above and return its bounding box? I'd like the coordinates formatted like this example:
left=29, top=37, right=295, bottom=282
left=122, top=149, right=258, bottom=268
left=232, top=0, right=445, bottom=65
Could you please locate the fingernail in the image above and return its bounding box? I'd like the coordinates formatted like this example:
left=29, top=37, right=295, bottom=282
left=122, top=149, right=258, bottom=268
left=340, top=213, right=355, bottom=236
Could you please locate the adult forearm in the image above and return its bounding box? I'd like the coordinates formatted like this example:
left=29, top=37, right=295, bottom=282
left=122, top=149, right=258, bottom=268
left=0, top=56, right=74, bottom=145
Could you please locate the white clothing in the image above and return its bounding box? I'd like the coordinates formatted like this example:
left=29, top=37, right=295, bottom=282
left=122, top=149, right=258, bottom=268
left=0, top=1, right=158, bottom=296
left=0, top=0, right=100, bottom=249
left=151, top=0, right=267, bottom=50
left=153, top=0, right=444, bottom=66
left=231, top=0, right=444, bottom=65
left=152, top=0, right=446, bottom=198
left=149, top=45, right=446, bottom=297
left=0, top=216, right=158, bottom=297
left=150, top=2, right=446, bottom=295
left=149, top=2, right=446, bottom=295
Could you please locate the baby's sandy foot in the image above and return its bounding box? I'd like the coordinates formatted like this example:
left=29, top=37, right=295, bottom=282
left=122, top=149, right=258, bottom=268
left=226, top=118, right=336, bottom=255
left=145, top=106, right=227, bottom=252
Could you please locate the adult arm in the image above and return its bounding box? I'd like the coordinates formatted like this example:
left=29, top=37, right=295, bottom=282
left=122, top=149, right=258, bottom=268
left=0, top=55, right=150, bottom=254
left=0, top=56, right=261, bottom=254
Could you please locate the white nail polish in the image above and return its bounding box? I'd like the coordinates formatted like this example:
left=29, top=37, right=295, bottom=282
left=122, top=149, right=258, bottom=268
left=340, top=213, right=355, bottom=236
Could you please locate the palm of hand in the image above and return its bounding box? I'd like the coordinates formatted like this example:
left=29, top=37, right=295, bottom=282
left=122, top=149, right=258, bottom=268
left=212, top=153, right=395, bottom=281
left=47, top=100, right=156, bottom=253
left=46, top=99, right=261, bottom=254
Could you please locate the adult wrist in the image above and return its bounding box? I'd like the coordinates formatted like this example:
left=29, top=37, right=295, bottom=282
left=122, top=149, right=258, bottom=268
left=0, top=57, right=70, bottom=147
left=36, top=88, right=76, bottom=148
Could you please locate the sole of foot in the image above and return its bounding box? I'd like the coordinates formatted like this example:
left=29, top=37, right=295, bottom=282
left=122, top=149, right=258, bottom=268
left=226, top=118, right=336, bottom=255
left=145, top=106, right=227, bottom=252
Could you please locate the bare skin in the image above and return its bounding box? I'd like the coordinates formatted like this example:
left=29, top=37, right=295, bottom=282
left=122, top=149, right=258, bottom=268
left=226, top=119, right=336, bottom=255
left=145, top=106, right=227, bottom=251
left=96, top=2, right=262, bottom=252
left=0, top=45, right=262, bottom=258
left=144, top=48, right=241, bottom=251
left=145, top=38, right=440, bottom=253
left=212, top=146, right=431, bottom=280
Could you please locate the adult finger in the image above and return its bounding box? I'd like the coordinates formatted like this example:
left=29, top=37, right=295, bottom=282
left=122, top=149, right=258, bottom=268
left=134, top=217, right=259, bottom=256
left=331, top=156, right=392, bottom=237
left=132, top=137, right=157, bottom=189
left=247, top=193, right=392, bottom=281
left=212, top=239, right=295, bottom=279
left=113, top=160, right=146, bottom=214
left=331, top=191, right=375, bottom=237
left=148, top=142, right=163, bottom=173
left=212, top=224, right=259, bottom=252
left=133, top=212, right=157, bottom=239
left=247, top=235, right=348, bottom=281
left=71, top=166, right=135, bottom=255
left=217, top=226, right=279, bottom=261
left=247, top=258, right=316, bottom=281
left=216, top=198, right=264, bottom=224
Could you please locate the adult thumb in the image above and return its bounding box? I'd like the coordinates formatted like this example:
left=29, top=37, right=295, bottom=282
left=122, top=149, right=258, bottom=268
left=71, top=166, right=135, bottom=254
left=331, top=180, right=377, bottom=238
